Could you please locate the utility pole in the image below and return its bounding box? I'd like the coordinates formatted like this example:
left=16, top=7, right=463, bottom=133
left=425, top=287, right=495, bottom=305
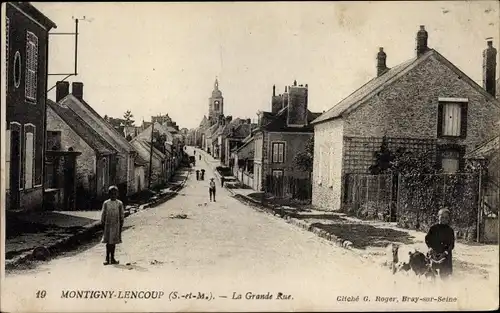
left=148, top=122, right=155, bottom=189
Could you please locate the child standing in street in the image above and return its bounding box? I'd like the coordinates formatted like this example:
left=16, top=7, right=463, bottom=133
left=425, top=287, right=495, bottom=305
left=209, top=178, right=216, bottom=202
left=101, top=186, right=124, bottom=265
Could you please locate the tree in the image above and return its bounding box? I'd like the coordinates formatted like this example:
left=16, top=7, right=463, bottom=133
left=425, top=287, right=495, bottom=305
left=123, top=110, right=135, bottom=126
left=293, top=137, right=314, bottom=173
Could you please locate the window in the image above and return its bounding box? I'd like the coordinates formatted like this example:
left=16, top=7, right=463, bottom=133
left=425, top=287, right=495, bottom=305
left=318, top=146, right=323, bottom=184
left=441, top=150, right=460, bottom=173
left=46, top=131, right=62, bottom=150
left=438, top=99, right=468, bottom=138
left=272, top=142, right=285, bottom=163
left=5, top=129, right=11, bottom=190
left=272, top=169, right=283, bottom=178
left=6, top=18, right=9, bottom=92
left=24, top=125, right=35, bottom=189
left=329, top=147, right=335, bottom=187
left=102, top=158, right=108, bottom=188
left=14, top=51, right=21, bottom=88
left=25, top=31, right=39, bottom=101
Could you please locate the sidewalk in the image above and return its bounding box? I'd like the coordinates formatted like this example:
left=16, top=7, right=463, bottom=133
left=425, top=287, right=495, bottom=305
left=5, top=167, right=190, bottom=269
left=227, top=180, right=499, bottom=282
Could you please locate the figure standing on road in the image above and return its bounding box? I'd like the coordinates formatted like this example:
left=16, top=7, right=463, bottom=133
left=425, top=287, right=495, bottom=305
left=101, top=186, right=124, bottom=266
left=200, top=169, right=205, bottom=180
left=199, top=155, right=201, bottom=161
left=425, top=208, right=455, bottom=279
left=209, top=178, right=216, bottom=202
left=196, top=169, right=200, bottom=181
left=221, top=176, right=225, bottom=188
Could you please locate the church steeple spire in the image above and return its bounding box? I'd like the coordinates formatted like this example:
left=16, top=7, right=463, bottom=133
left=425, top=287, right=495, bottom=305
left=214, top=77, right=219, bottom=90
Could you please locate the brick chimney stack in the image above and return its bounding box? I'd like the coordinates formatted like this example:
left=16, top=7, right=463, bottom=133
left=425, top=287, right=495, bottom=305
left=483, top=39, right=497, bottom=97
left=416, top=25, right=429, bottom=57
left=287, top=82, right=308, bottom=127
left=377, top=47, right=388, bottom=77
left=72, top=82, right=84, bottom=100
left=56, top=81, right=70, bottom=102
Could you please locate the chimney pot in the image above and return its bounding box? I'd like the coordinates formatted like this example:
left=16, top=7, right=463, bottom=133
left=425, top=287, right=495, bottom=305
left=273, top=84, right=276, bottom=97
left=72, top=82, right=84, bottom=100
left=56, top=81, right=70, bottom=102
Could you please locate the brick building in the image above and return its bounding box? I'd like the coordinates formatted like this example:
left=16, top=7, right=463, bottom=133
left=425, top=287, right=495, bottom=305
left=311, top=26, right=500, bottom=211
left=252, top=82, right=321, bottom=192
left=5, top=2, right=57, bottom=211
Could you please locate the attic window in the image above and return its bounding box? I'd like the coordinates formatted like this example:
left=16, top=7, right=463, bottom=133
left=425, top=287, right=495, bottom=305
left=437, top=98, right=468, bottom=138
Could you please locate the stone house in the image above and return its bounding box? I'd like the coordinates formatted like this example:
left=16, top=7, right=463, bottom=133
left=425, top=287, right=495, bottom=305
left=311, top=26, right=500, bottom=212
left=252, top=82, right=321, bottom=193
left=204, top=122, right=219, bottom=155
left=46, top=99, right=118, bottom=208
left=55, top=82, right=141, bottom=198
left=223, top=119, right=254, bottom=167
left=5, top=2, right=57, bottom=211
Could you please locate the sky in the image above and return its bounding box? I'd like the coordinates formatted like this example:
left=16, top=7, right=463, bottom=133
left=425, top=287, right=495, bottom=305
left=36, top=1, right=499, bottom=130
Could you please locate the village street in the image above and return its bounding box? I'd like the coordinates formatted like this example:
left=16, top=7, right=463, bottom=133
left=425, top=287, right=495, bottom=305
left=1, top=149, right=497, bottom=311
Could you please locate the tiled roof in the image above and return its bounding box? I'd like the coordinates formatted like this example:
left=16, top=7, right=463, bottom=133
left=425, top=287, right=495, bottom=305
left=256, top=107, right=320, bottom=133
left=47, top=99, right=114, bottom=155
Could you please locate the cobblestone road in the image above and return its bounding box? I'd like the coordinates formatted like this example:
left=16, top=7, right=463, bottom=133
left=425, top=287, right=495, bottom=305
left=2, top=147, right=498, bottom=311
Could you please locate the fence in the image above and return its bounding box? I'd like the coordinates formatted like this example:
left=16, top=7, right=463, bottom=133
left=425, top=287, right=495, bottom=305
left=237, top=169, right=254, bottom=189
left=265, top=175, right=312, bottom=201
left=397, top=173, right=480, bottom=240
left=343, top=174, right=394, bottom=221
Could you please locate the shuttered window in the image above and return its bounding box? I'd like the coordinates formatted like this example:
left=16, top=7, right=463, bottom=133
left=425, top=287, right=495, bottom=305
left=437, top=99, right=468, bottom=138
left=6, top=18, right=9, bottom=92
left=329, top=147, right=334, bottom=187
left=25, top=31, right=38, bottom=102
left=24, top=125, right=35, bottom=189
left=5, top=130, right=11, bottom=190
left=318, top=146, right=323, bottom=183
left=442, top=103, right=461, bottom=136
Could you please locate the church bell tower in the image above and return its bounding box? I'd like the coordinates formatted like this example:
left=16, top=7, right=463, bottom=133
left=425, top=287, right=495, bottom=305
left=209, top=77, right=224, bottom=125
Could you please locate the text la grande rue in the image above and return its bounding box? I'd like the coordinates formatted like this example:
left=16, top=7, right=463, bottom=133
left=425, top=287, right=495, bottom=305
left=232, top=292, right=293, bottom=300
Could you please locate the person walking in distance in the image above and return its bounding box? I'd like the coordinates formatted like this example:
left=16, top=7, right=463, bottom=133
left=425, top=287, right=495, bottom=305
left=200, top=169, right=205, bottom=180
left=101, top=186, right=124, bottom=265
left=425, top=208, right=455, bottom=279
left=196, top=169, right=200, bottom=181
left=209, top=178, right=216, bottom=202
left=221, top=175, right=225, bottom=188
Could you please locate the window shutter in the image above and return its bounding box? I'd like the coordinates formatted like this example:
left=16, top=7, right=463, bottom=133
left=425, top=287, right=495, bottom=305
left=460, top=102, right=468, bottom=138
left=5, top=130, right=11, bottom=190
left=25, top=131, right=34, bottom=189
left=6, top=18, right=9, bottom=92
left=279, top=143, right=284, bottom=163
left=437, top=102, right=444, bottom=137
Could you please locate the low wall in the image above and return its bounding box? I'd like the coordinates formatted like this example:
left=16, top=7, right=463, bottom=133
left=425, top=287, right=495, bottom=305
left=483, top=217, right=499, bottom=243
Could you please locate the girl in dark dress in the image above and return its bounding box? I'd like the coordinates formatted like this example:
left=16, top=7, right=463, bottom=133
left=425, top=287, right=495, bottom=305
left=425, top=208, right=455, bottom=279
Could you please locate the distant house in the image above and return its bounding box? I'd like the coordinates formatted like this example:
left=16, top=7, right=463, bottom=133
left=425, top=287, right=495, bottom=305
left=311, top=26, right=500, bottom=211
left=204, top=122, right=219, bottom=155
left=252, top=82, right=321, bottom=193
left=223, top=118, right=254, bottom=167
left=130, top=138, right=168, bottom=188
left=5, top=2, right=57, bottom=211
left=232, top=135, right=255, bottom=188
left=55, top=82, right=142, bottom=198
left=195, top=115, right=210, bottom=148
left=46, top=99, right=118, bottom=208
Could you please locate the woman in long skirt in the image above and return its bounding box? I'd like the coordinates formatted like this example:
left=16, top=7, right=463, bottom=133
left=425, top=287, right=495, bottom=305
left=101, top=186, right=124, bottom=265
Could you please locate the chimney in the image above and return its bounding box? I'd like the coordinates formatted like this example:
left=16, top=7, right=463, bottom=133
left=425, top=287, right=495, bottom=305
left=483, top=39, right=497, bottom=97
left=72, top=82, right=84, bottom=100
left=56, top=81, right=70, bottom=102
left=416, top=25, right=428, bottom=57
left=273, top=84, right=276, bottom=97
left=287, top=84, right=308, bottom=127
left=377, top=47, right=388, bottom=77
left=246, top=118, right=251, bottom=124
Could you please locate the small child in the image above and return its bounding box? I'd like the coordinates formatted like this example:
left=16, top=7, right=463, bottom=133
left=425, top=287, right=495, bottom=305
left=101, top=186, right=124, bottom=265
